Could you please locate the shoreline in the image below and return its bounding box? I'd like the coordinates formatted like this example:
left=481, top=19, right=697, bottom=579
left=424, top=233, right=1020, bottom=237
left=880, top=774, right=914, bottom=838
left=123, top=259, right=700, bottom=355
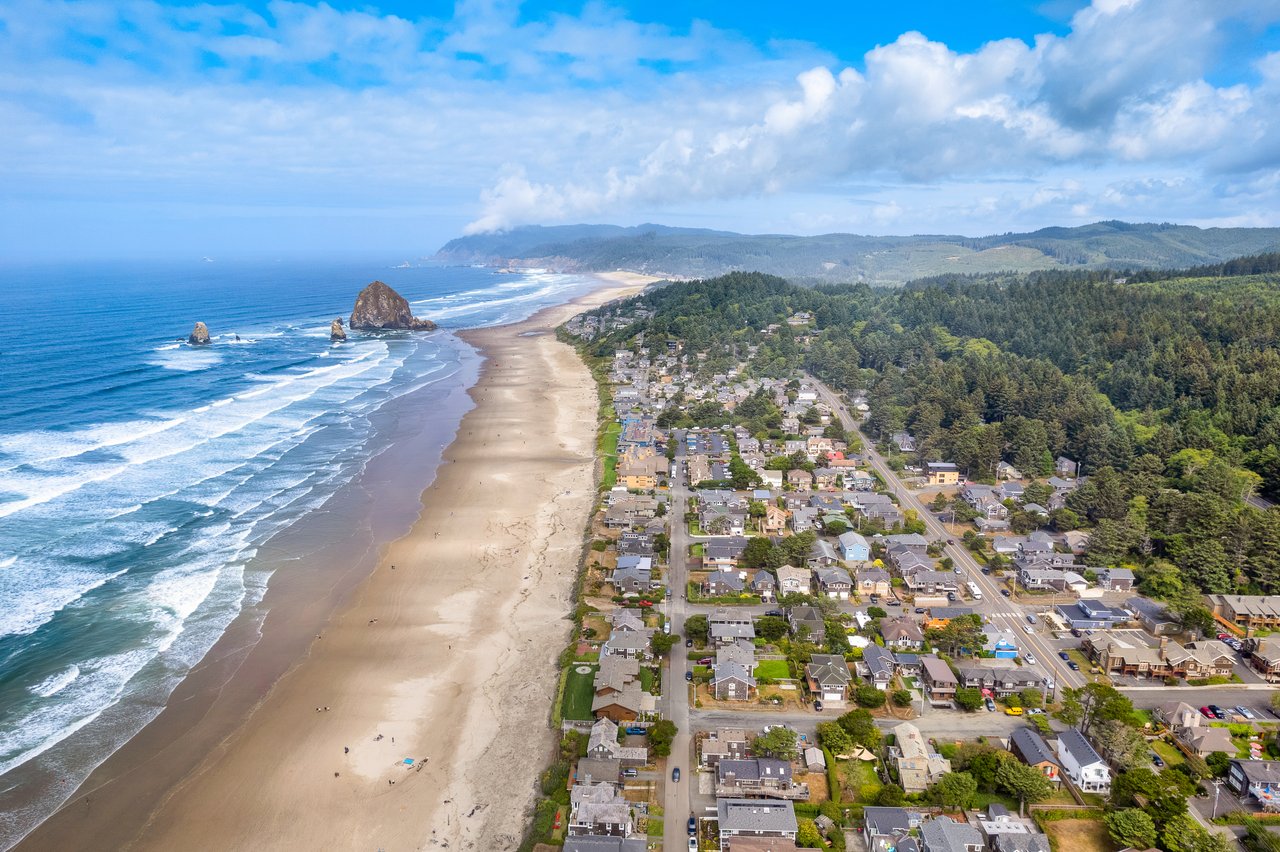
left=13, top=271, right=653, bottom=852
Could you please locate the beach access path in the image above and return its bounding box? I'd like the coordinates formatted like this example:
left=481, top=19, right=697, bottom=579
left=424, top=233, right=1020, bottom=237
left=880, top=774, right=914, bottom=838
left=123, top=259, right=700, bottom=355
left=20, top=272, right=653, bottom=852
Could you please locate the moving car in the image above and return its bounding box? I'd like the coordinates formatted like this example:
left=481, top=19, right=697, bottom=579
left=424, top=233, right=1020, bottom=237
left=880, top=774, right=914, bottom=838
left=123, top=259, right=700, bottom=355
left=1026, top=614, right=1037, bottom=624
left=1024, top=653, right=1038, bottom=665
left=915, top=607, right=926, bottom=614
left=672, top=767, right=681, bottom=782
left=1024, top=625, right=1035, bottom=635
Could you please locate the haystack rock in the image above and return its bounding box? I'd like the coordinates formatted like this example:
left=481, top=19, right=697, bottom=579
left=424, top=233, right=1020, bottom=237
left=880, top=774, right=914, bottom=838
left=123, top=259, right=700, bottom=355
left=330, top=318, right=347, bottom=341
left=349, top=281, right=437, bottom=331
left=188, top=322, right=211, bottom=345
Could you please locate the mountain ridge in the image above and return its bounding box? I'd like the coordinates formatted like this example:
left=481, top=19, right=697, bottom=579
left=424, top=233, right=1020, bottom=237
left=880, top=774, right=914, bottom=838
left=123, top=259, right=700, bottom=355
left=436, top=221, right=1280, bottom=284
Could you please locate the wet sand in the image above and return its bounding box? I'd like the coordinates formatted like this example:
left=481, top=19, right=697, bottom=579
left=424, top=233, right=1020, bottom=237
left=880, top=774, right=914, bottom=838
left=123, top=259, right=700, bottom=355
left=15, top=271, right=653, bottom=851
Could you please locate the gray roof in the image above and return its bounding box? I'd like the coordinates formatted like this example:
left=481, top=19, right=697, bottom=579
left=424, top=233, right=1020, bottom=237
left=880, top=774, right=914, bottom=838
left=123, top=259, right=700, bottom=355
left=1057, top=728, right=1104, bottom=768
left=717, top=798, right=799, bottom=834
left=862, top=644, right=895, bottom=678
left=718, top=757, right=792, bottom=783
left=921, top=817, right=984, bottom=852
left=808, top=653, right=853, bottom=686
left=1011, top=727, right=1058, bottom=767
left=863, top=806, right=911, bottom=838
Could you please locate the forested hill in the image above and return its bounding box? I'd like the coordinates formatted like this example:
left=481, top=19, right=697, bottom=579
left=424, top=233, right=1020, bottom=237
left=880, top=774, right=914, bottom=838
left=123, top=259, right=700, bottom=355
left=577, top=261, right=1280, bottom=605
left=437, top=221, right=1280, bottom=284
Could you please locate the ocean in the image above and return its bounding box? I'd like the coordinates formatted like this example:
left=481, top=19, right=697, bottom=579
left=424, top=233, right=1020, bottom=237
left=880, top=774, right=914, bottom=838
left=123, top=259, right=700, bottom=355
left=0, top=258, right=598, bottom=848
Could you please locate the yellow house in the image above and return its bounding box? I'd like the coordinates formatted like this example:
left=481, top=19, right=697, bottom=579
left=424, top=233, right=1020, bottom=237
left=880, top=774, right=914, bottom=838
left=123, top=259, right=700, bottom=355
left=925, top=462, right=960, bottom=486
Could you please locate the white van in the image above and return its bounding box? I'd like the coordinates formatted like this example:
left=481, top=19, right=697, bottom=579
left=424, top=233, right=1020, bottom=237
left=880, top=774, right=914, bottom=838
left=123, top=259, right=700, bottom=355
left=966, top=581, right=983, bottom=601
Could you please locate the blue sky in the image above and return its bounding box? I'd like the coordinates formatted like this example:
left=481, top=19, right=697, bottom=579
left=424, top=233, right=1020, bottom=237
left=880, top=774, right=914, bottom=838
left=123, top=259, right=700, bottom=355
left=2, top=0, right=1280, bottom=258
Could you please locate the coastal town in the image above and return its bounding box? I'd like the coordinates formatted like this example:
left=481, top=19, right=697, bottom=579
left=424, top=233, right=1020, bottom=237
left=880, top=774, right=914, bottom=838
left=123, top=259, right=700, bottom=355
left=519, top=306, right=1280, bottom=852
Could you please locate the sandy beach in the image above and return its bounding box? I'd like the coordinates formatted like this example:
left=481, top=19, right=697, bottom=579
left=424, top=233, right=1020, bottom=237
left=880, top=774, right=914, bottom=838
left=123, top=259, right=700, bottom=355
left=14, top=271, right=653, bottom=852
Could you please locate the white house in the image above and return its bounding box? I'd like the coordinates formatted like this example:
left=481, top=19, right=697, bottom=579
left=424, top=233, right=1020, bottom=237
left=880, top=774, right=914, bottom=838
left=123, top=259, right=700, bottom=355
left=1055, top=729, right=1111, bottom=793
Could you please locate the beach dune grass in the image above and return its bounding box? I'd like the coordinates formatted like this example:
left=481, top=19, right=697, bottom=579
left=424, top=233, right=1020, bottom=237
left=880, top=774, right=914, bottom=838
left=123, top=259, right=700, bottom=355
left=562, top=664, right=599, bottom=721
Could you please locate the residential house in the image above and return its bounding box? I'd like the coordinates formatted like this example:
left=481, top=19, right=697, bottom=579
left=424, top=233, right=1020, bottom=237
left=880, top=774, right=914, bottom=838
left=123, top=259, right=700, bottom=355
left=920, top=817, right=984, bottom=852
left=892, top=721, right=952, bottom=793
left=1009, top=728, right=1061, bottom=787
left=957, top=666, right=1045, bottom=697
left=1055, top=457, right=1079, bottom=478
left=1153, top=700, right=1203, bottom=731
left=703, top=506, right=748, bottom=537
left=883, top=533, right=930, bottom=553
left=712, top=659, right=758, bottom=701
left=961, top=484, right=1009, bottom=520
left=601, top=627, right=652, bottom=660
left=891, top=432, right=917, bottom=453
left=893, top=652, right=922, bottom=677
left=716, top=758, right=798, bottom=798
left=774, top=565, right=813, bottom=596
left=904, top=570, right=959, bottom=596
left=701, top=727, right=750, bottom=767
left=1055, top=729, right=1111, bottom=793
left=1207, top=595, right=1280, bottom=631
left=1085, top=636, right=1235, bottom=680
left=790, top=506, right=820, bottom=533
left=575, top=757, right=621, bottom=786
left=983, top=627, right=1019, bottom=659
left=1227, top=759, right=1280, bottom=807
left=863, top=807, right=912, bottom=842
left=925, top=462, right=961, bottom=486
left=1054, top=599, right=1130, bottom=630
left=847, top=470, right=876, bottom=491
left=976, top=806, right=1051, bottom=852
left=761, top=504, right=790, bottom=536
left=586, top=718, right=648, bottom=766
left=1179, top=725, right=1237, bottom=757
left=879, top=616, right=925, bottom=650
left=787, top=606, right=827, bottom=644
left=1247, top=636, right=1280, bottom=682
left=612, top=556, right=653, bottom=594
left=706, top=570, right=747, bottom=597
left=704, top=537, right=750, bottom=570
left=761, top=470, right=784, bottom=489
left=717, top=799, right=799, bottom=852
left=838, top=531, right=871, bottom=562
left=568, top=783, right=633, bottom=837
left=814, top=567, right=853, bottom=599
left=813, top=468, right=839, bottom=490
left=921, top=655, right=958, bottom=704
left=1097, top=567, right=1135, bottom=591
left=807, top=653, right=854, bottom=701
left=995, top=462, right=1023, bottom=481
left=786, top=469, right=814, bottom=491
left=752, top=570, right=777, bottom=602
left=856, top=568, right=891, bottom=598
left=858, top=644, right=896, bottom=690
left=805, top=539, right=841, bottom=568
left=1017, top=566, right=1087, bottom=592
left=709, top=610, right=756, bottom=646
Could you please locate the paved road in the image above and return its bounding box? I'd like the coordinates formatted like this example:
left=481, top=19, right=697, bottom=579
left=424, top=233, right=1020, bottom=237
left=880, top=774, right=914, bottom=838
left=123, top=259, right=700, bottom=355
left=662, top=435, right=694, bottom=852
left=809, top=377, right=1088, bottom=691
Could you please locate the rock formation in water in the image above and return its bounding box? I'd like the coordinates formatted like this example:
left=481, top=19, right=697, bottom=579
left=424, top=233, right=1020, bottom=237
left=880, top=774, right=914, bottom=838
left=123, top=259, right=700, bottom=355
left=330, top=318, right=347, bottom=341
left=349, top=281, right=437, bottom=331
left=188, top=322, right=211, bottom=345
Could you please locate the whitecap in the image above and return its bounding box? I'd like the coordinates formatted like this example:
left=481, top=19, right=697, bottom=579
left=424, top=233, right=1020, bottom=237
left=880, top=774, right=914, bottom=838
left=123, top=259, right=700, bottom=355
left=28, top=666, right=80, bottom=698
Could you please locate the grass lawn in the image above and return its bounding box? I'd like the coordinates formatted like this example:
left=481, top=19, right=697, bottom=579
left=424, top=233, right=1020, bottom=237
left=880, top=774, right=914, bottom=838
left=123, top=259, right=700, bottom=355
left=1151, top=739, right=1185, bottom=766
left=688, top=520, right=707, bottom=536
left=599, top=422, right=621, bottom=489
left=561, top=664, right=599, bottom=721
left=754, top=660, right=791, bottom=679
left=646, top=817, right=664, bottom=837
left=1042, top=789, right=1079, bottom=806
left=640, top=666, right=658, bottom=694
left=972, top=791, right=1020, bottom=811
left=1042, top=818, right=1118, bottom=852
left=842, top=759, right=883, bottom=803
left=690, top=543, right=705, bottom=557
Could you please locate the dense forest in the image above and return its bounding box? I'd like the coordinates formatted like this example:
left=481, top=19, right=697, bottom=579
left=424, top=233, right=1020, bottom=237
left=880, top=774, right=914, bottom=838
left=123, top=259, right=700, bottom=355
left=580, top=260, right=1280, bottom=603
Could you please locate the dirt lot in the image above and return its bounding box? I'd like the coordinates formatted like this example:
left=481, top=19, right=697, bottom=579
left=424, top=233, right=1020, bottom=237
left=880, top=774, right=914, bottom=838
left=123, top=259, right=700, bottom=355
left=1042, top=817, right=1119, bottom=852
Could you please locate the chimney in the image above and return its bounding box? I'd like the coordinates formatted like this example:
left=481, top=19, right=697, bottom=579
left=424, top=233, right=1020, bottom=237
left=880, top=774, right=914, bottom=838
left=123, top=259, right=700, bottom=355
left=1159, top=636, right=1169, bottom=654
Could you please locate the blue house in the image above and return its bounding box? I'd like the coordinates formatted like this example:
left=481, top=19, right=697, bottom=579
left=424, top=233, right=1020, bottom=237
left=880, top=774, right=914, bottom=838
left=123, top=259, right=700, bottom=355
left=983, top=627, right=1019, bottom=659
left=837, top=531, right=871, bottom=562
left=1054, top=599, right=1129, bottom=630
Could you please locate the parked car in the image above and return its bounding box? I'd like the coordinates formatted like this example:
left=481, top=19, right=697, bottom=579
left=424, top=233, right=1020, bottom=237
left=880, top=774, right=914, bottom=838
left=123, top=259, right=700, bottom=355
left=1024, top=653, right=1037, bottom=665
left=814, top=699, right=824, bottom=712
left=1151, top=752, right=1165, bottom=768
left=1005, top=707, right=1024, bottom=716
left=689, top=838, right=698, bottom=852
left=688, top=816, right=697, bottom=835
left=1026, top=614, right=1037, bottom=624
left=1200, top=706, right=1216, bottom=718
left=637, top=600, right=653, bottom=607
left=1068, top=661, right=1080, bottom=671
left=1070, top=628, right=1082, bottom=638
left=1236, top=706, right=1257, bottom=720
left=685, top=638, right=693, bottom=647
left=697, top=657, right=712, bottom=665
left=672, top=767, right=681, bottom=782
left=1209, top=705, right=1226, bottom=719
left=622, top=767, right=639, bottom=778
left=1000, top=589, right=1011, bottom=597
left=915, top=607, right=926, bottom=614
left=765, top=609, right=784, bottom=617
left=1059, top=651, right=1071, bottom=660
left=685, top=670, right=693, bottom=681
left=947, top=592, right=958, bottom=602
left=625, top=726, right=647, bottom=735
left=985, top=698, right=996, bottom=712
left=1027, top=708, right=1045, bottom=715
left=663, top=622, right=671, bottom=634
left=888, top=599, right=901, bottom=606
left=953, top=567, right=963, bottom=575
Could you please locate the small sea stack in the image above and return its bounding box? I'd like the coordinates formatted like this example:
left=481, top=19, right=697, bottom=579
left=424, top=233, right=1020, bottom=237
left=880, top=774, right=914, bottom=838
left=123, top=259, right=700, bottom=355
left=188, top=322, right=211, bottom=345
left=349, top=281, right=437, bottom=331
left=330, top=318, right=347, bottom=341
